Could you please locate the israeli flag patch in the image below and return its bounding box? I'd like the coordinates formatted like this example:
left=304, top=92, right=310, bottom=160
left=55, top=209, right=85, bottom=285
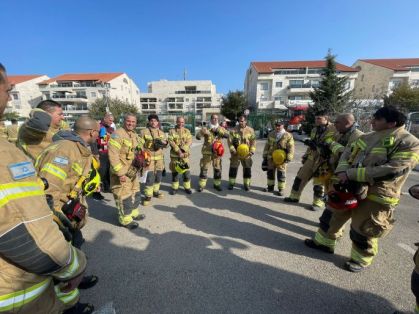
left=53, top=156, right=69, bottom=165
left=8, top=161, right=36, bottom=180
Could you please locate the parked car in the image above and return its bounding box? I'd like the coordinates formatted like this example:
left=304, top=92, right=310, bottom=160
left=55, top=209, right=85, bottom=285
left=160, top=122, right=175, bottom=132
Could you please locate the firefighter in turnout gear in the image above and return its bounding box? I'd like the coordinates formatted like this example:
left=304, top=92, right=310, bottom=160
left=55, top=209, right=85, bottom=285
left=262, top=119, right=294, bottom=196
left=6, top=118, right=18, bottom=144
left=227, top=115, right=256, bottom=191
left=196, top=114, right=229, bottom=192
left=168, top=116, right=193, bottom=195
left=0, top=63, right=92, bottom=314
left=109, top=113, right=145, bottom=229
left=17, top=100, right=68, bottom=161
left=35, top=115, right=100, bottom=296
left=284, top=112, right=340, bottom=211
left=305, top=113, right=363, bottom=253
left=138, top=114, right=168, bottom=206
left=308, top=107, right=419, bottom=272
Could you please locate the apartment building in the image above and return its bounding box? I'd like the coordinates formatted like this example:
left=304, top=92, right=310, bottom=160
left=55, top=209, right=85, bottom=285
left=7, top=75, right=50, bottom=117
left=244, top=61, right=358, bottom=110
left=353, top=58, right=419, bottom=98
left=38, top=73, right=141, bottom=119
left=140, top=80, right=222, bottom=122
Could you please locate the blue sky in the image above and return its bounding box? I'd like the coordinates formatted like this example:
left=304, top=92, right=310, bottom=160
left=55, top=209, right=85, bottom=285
left=2, top=0, right=418, bottom=94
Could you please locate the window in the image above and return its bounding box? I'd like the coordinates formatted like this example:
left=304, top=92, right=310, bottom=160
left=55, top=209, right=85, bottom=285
left=123, top=78, right=128, bottom=84
left=311, top=80, right=320, bottom=88
left=411, top=80, right=419, bottom=87
left=259, top=82, right=269, bottom=91
left=275, top=82, right=283, bottom=88
left=274, top=68, right=306, bottom=75
left=12, top=93, right=19, bottom=100
left=289, top=80, right=304, bottom=88
left=307, top=68, right=324, bottom=74
left=288, top=96, right=304, bottom=100
left=274, top=96, right=285, bottom=104
left=91, top=92, right=97, bottom=98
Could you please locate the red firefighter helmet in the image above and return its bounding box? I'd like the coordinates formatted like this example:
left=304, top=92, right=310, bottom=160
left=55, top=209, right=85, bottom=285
left=212, top=140, right=224, bottom=157
left=327, top=190, right=359, bottom=210
left=133, top=150, right=151, bottom=168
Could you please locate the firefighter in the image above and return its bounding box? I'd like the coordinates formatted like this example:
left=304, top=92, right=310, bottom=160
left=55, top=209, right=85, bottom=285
left=284, top=112, right=339, bottom=211
left=91, top=112, right=115, bottom=200
left=6, top=118, right=18, bottom=144
left=108, top=113, right=145, bottom=229
left=307, top=107, right=419, bottom=272
left=138, top=114, right=168, bottom=205
left=228, top=115, right=256, bottom=191
left=304, top=113, right=363, bottom=253
left=168, top=116, right=193, bottom=195
left=0, top=63, right=93, bottom=314
left=262, top=119, right=294, bottom=196
left=36, top=115, right=100, bottom=293
left=17, top=99, right=67, bottom=160
left=196, top=114, right=229, bottom=192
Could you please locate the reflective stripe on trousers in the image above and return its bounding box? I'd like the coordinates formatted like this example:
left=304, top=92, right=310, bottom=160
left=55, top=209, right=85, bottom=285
left=0, top=278, right=51, bottom=312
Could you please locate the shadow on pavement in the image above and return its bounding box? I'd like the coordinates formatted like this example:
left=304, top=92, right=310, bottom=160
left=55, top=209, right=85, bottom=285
left=82, top=229, right=398, bottom=313
left=154, top=203, right=346, bottom=269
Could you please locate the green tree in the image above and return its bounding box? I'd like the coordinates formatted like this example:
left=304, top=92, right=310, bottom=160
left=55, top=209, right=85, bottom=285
left=221, top=90, right=248, bottom=121
left=89, top=97, right=138, bottom=123
left=383, top=82, right=419, bottom=113
left=303, top=50, right=351, bottom=133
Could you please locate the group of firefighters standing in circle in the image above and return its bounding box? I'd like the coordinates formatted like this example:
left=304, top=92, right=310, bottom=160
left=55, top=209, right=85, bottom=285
left=1, top=60, right=419, bottom=313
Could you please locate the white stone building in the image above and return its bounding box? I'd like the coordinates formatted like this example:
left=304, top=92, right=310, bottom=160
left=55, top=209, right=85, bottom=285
left=352, top=58, right=419, bottom=98
left=38, top=73, right=141, bottom=119
left=7, top=75, right=50, bottom=117
left=244, top=60, right=358, bottom=110
left=140, top=80, right=222, bottom=122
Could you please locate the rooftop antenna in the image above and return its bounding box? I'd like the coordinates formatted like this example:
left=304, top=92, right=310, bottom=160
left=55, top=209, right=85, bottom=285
left=183, top=68, right=187, bottom=80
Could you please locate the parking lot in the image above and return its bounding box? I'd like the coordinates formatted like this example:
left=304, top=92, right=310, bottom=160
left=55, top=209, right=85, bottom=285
left=82, top=139, right=419, bottom=313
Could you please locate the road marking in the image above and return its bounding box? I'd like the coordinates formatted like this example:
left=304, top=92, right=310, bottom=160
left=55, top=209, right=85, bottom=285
left=398, top=243, right=416, bottom=255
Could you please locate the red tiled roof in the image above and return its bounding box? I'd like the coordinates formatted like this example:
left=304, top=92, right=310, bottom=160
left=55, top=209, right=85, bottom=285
left=8, top=75, right=45, bottom=85
left=251, top=61, right=358, bottom=73
left=359, top=58, right=419, bottom=71
left=38, top=72, right=124, bottom=85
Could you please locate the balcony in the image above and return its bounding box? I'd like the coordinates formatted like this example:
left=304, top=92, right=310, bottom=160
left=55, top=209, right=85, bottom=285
left=287, top=99, right=313, bottom=107
left=48, top=95, right=89, bottom=103
left=287, top=83, right=317, bottom=93
left=62, top=104, right=89, bottom=114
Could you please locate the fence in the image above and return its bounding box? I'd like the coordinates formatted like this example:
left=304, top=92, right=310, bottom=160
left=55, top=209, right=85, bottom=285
left=247, top=110, right=288, bottom=138
left=135, top=113, right=196, bottom=135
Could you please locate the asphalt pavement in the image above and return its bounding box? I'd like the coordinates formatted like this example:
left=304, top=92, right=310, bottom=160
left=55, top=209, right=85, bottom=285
left=82, top=137, right=419, bottom=314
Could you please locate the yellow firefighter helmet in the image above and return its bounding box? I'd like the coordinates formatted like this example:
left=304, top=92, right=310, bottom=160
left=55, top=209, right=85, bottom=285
left=272, top=149, right=286, bottom=166
left=237, top=144, right=250, bottom=159
left=83, top=159, right=101, bottom=196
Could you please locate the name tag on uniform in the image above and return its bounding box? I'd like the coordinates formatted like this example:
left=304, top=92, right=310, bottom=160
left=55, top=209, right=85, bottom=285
left=8, top=161, right=36, bottom=180
left=53, top=156, right=69, bottom=165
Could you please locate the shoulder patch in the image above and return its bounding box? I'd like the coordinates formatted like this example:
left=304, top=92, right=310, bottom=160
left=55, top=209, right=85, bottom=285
left=53, top=156, right=69, bottom=165
left=8, top=161, right=36, bottom=180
